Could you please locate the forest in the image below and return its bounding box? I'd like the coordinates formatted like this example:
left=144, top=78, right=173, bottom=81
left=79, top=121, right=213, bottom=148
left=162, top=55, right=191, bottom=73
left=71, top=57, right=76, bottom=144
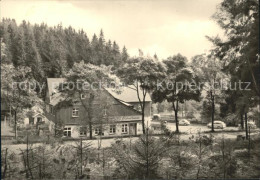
left=0, top=18, right=129, bottom=85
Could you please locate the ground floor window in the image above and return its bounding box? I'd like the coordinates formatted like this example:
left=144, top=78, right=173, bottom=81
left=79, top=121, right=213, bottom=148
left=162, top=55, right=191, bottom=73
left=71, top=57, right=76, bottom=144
left=64, top=127, right=72, bottom=137
left=29, top=118, right=34, bottom=124
left=37, top=117, right=45, bottom=124
left=79, top=127, right=87, bottom=136
left=95, top=128, right=100, bottom=135
left=122, top=124, right=128, bottom=133
left=109, top=125, right=116, bottom=134
left=94, top=127, right=102, bottom=136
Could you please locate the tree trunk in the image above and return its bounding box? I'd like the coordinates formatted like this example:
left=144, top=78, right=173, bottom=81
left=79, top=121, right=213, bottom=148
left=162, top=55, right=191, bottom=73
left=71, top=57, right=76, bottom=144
left=89, top=122, right=92, bottom=139
left=181, top=104, right=184, bottom=118
left=240, top=114, right=244, bottom=130
left=80, top=138, right=83, bottom=176
left=142, top=106, right=145, bottom=134
left=21, top=150, right=29, bottom=178
left=245, top=112, right=248, bottom=140
left=14, top=110, right=17, bottom=139
left=136, top=84, right=147, bottom=135
left=222, top=136, right=226, bottom=179
left=141, top=90, right=147, bottom=135
left=3, top=148, right=8, bottom=179
left=42, top=150, right=45, bottom=179
left=26, top=134, right=34, bottom=179
left=102, top=149, right=105, bottom=176
left=211, top=92, right=215, bottom=132
left=175, top=110, right=179, bottom=133
left=173, top=101, right=179, bottom=133
left=145, top=127, right=149, bottom=178
left=88, top=93, right=95, bottom=139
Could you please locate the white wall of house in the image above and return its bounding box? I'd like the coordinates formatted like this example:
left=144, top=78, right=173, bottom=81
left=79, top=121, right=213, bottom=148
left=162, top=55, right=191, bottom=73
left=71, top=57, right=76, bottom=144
left=24, top=118, right=30, bottom=125
left=23, top=114, right=55, bottom=133
left=63, top=122, right=143, bottom=138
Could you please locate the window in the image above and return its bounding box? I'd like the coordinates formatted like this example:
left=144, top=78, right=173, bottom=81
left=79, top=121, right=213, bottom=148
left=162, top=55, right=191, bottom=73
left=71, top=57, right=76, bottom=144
left=95, top=128, right=100, bottom=135
left=72, top=108, right=79, bottom=117
left=109, top=125, right=116, bottom=134
left=37, top=117, right=42, bottom=122
left=64, top=127, right=71, bottom=137
left=80, top=127, right=87, bottom=136
left=37, top=117, right=44, bottom=124
left=95, top=128, right=104, bottom=136
left=122, top=124, right=128, bottom=133
left=81, top=94, right=86, bottom=99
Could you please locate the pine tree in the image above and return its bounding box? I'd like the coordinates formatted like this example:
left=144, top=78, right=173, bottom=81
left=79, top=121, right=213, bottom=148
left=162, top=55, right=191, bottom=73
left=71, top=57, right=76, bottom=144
left=91, top=33, right=99, bottom=64
left=112, top=41, right=120, bottom=67
left=112, top=132, right=167, bottom=179
left=121, top=46, right=129, bottom=63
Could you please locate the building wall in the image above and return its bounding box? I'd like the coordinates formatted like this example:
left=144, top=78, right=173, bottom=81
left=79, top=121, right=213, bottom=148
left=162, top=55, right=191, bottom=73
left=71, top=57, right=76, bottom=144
left=64, top=121, right=143, bottom=138
left=45, top=87, right=153, bottom=138
left=23, top=115, right=55, bottom=132
left=53, top=90, right=144, bottom=126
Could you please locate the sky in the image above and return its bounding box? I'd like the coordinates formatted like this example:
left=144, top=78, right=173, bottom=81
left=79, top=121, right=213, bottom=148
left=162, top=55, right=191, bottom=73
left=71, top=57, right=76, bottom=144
left=1, top=0, right=224, bottom=60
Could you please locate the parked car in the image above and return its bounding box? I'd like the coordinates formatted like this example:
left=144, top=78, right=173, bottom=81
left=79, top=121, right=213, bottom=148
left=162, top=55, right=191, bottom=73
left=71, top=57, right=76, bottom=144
left=152, top=114, right=161, bottom=121
left=179, top=119, right=190, bottom=126
left=207, top=121, right=226, bottom=129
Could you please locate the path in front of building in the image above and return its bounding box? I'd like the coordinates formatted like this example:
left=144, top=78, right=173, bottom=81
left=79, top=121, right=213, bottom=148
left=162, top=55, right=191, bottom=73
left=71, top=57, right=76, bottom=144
left=1, top=121, right=14, bottom=136
left=166, top=123, right=239, bottom=133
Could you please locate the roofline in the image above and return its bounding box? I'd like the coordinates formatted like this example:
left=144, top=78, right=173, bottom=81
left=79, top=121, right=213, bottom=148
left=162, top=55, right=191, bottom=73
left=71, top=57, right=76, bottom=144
left=32, top=113, right=45, bottom=118
left=105, top=87, right=152, bottom=102
left=104, top=89, right=142, bottom=115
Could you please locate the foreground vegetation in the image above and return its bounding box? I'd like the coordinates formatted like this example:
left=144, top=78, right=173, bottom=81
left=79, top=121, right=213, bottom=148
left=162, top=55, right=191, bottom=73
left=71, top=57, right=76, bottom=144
left=1, top=131, right=260, bottom=179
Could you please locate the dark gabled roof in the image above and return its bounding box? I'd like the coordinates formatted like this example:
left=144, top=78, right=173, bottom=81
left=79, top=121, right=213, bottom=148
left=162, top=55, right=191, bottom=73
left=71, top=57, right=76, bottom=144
left=46, top=78, right=152, bottom=106
left=104, top=89, right=142, bottom=115
left=106, top=85, right=152, bottom=103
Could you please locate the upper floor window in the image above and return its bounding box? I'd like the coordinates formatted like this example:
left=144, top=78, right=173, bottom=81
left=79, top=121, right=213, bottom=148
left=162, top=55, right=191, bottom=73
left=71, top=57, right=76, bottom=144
left=81, top=94, right=86, bottom=99
left=72, top=107, right=79, bottom=117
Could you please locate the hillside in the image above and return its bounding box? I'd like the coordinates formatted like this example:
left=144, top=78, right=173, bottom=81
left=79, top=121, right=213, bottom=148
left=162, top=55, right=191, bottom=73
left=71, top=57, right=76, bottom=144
left=0, top=18, right=129, bottom=83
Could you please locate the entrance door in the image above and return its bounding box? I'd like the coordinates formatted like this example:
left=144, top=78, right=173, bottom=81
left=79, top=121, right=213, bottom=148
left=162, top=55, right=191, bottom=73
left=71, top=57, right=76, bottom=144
left=129, top=123, right=137, bottom=135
